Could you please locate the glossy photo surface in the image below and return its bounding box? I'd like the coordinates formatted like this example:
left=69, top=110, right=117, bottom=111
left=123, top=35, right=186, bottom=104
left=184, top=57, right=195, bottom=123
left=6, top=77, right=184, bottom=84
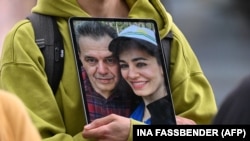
left=69, top=17, right=176, bottom=125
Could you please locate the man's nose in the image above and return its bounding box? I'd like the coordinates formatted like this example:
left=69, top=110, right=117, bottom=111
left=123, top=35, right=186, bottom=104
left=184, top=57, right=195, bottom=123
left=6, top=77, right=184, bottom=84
left=97, top=62, right=108, bottom=74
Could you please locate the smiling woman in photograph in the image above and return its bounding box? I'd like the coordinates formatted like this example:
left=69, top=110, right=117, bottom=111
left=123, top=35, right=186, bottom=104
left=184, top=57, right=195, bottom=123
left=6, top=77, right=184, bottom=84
left=109, top=25, right=177, bottom=125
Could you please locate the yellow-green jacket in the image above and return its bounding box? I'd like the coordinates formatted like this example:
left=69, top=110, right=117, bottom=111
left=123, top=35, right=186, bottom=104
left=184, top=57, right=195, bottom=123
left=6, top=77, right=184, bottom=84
left=0, top=0, right=217, bottom=141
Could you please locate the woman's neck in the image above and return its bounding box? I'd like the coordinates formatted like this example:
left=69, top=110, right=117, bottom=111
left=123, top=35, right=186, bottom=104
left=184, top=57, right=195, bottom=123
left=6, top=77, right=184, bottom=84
left=77, top=0, right=129, bottom=18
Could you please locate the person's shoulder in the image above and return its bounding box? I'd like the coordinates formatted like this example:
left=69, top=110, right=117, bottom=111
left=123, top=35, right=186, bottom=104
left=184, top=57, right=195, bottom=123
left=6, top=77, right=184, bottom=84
left=2, top=18, right=34, bottom=49
left=1, top=18, right=37, bottom=64
left=7, top=19, right=33, bottom=35
left=2, top=19, right=34, bottom=54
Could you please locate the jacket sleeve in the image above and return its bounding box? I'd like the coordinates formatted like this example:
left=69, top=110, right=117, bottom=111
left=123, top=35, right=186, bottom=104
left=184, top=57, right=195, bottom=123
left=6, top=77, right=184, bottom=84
left=127, top=119, right=145, bottom=141
left=167, top=23, right=217, bottom=124
left=0, top=20, right=88, bottom=141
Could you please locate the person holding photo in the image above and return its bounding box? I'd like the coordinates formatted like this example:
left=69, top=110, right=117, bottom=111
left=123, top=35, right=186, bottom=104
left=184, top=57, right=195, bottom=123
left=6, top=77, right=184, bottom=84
left=0, top=0, right=217, bottom=140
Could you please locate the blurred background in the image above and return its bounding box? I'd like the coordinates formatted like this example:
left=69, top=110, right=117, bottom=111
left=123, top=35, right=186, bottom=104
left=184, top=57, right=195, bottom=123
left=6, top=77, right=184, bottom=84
left=0, top=0, right=36, bottom=54
left=0, top=0, right=249, bottom=108
left=163, top=0, right=250, bottom=108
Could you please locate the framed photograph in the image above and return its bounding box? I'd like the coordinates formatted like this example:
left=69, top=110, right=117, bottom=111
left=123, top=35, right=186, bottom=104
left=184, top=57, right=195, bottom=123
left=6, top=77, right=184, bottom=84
left=69, top=17, right=176, bottom=125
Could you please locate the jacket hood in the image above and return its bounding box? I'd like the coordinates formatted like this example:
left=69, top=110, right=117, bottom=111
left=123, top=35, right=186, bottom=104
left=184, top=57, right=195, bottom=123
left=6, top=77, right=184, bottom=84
left=32, top=0, right=172, bottom=38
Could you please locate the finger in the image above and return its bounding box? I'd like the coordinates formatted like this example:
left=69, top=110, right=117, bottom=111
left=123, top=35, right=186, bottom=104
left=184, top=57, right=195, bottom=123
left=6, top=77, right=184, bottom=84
left=83, top=124, right=109, bottom=139
left=84, top=114, right=116, bottom=130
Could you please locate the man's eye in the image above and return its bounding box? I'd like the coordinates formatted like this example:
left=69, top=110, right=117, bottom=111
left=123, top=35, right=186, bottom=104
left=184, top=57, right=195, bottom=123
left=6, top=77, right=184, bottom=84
left=85, top=58, right=97, bottom=65
left=105, top=57, right=117, bottom=65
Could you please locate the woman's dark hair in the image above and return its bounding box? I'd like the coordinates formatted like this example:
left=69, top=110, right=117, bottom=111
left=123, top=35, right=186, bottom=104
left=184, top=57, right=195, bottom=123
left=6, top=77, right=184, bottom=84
left=110, top=37, right=162, bottom=65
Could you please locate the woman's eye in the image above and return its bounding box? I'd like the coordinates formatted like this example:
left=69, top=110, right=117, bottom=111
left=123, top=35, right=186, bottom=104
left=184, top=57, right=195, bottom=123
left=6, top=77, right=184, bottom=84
left=120, top=63, right=128, bottom=69
left=137, top=62, right=147, bottom=68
